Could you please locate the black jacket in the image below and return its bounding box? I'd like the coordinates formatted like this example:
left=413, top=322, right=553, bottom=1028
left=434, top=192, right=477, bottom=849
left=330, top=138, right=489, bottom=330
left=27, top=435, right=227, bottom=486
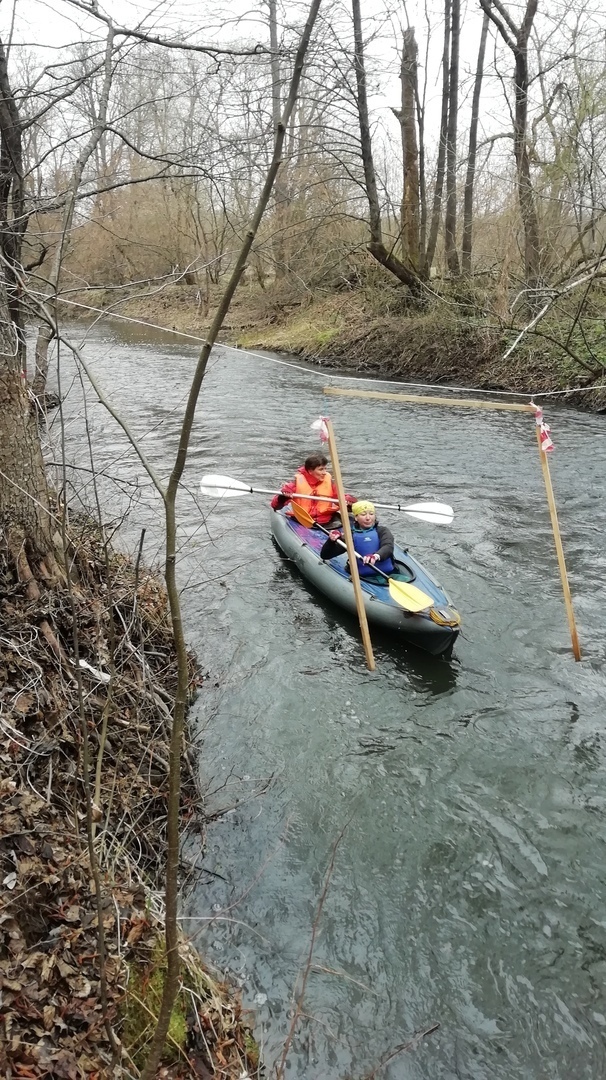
left=320, top=521, right=395, bottom=563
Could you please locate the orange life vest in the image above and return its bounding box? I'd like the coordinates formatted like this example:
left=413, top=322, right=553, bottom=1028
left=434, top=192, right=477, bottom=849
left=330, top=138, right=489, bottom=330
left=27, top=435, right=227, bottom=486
left=290, top=471, right=335, bottom=521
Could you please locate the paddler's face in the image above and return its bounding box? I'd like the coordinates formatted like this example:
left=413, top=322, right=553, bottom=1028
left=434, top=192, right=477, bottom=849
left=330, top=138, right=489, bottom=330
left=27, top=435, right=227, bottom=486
left=310, top=464, right=328, bottom=481
left=356, top=510, right=375, bottom=528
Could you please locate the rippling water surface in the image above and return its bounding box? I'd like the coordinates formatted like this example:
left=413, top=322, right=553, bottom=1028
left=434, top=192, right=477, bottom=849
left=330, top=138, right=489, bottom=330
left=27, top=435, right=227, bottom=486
left=53, top=320, right=606, bottom=1078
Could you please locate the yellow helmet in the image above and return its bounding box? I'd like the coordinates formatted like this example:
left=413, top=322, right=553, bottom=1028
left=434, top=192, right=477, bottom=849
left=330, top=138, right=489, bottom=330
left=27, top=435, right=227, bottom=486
left=351, top=500, right=375, bottom=517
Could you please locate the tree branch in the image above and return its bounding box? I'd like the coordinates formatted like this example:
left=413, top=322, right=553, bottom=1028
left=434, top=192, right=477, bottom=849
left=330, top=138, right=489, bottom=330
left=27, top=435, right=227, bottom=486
left=62, top=0, right=268, bottom=57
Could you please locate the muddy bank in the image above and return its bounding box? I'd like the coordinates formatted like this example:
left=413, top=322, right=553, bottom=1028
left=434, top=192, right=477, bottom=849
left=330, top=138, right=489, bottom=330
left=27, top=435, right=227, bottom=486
left=0, top=513, right=259, bottom=1078
left=82, top=283, right=606, bottom=410
left=232, top=300, right=606, bottom=409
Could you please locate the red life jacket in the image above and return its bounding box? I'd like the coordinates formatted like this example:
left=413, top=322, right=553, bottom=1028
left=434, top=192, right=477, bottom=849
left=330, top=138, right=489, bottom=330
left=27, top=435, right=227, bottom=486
left=289, top=469, right=335, bottom=522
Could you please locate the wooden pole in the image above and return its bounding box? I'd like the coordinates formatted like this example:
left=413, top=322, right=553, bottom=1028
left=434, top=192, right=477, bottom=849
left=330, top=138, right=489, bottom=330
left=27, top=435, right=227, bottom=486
left=323, top=385, right=579, bottom=659
left=535, top=428, right=581, bottom=661
left=324, top=387, right=535, bottom=412
left=325, top=417, right=376, bottom=671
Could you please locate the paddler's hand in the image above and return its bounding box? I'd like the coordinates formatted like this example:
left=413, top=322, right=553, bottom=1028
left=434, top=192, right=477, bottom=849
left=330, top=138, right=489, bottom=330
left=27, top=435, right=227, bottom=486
left=362, top=554, right=378, bottom=565
left=329, top=530, right=342, bottom=542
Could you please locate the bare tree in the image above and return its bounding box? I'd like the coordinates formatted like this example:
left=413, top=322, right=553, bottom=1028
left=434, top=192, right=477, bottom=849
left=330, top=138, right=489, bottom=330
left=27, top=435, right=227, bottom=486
left=138, top=0, right=324, bottom=1072
left=351, top=0, right=421, bottom=293
left=480, top=0, right=542, bottom=291
left=444, top=0, right=460, bottom=275
left=0, top=41, right=28, bottom=369
left=32, top=29, right=116, bottom=399
left=268, top=0, right=289, bottom=277
left=393, top=28, right=421, bottom=272
left=0, top=39, right=52, bottom=561
left=425, top=0, right=451, bottom=274
left=461, top=8, right=490, bottom=274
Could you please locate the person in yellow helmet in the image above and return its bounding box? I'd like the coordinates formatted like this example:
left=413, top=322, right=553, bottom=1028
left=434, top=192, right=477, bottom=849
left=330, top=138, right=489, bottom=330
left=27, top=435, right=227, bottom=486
left=320, top=500, right=395, bottom=579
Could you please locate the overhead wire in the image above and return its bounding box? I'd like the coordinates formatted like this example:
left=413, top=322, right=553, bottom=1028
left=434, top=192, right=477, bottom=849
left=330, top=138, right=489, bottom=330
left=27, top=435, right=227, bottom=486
left=42, top=291, right=606, bottom=401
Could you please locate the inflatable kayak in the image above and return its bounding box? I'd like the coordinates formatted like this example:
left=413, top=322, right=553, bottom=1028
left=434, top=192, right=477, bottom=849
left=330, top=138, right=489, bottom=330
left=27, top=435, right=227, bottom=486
left=270, top=508, right=460, bottom=658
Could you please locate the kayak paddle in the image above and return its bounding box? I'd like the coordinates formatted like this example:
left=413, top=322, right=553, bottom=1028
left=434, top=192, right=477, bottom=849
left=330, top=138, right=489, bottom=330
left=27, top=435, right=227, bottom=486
left=289, top=502, right=434, bottom=613
left=199, top=473, right=454, bottom=525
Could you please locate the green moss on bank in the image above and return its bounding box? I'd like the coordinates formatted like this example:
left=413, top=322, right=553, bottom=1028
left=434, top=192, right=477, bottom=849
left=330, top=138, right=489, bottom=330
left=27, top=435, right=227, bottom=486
left=235, top=292, right=606, bottom=404
left=123, top=941, right=188, bottom=1068
left=74, top=279, right=606, bottom=407
left=122, top=933, right=262, bottom=1075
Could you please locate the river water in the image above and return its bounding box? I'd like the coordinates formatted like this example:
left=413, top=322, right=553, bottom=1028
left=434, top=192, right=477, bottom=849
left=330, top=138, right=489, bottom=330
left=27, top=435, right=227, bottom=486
left=51, top=320, right=606, bottom=1078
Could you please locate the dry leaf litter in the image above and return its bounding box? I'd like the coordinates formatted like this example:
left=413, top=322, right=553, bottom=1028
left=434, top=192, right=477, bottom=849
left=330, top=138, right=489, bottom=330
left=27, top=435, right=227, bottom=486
left=0, top=516, right=260, bottom=1078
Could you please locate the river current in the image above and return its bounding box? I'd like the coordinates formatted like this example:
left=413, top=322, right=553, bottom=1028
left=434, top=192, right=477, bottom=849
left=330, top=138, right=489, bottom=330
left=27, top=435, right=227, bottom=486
left=51, top=319, right=606, bottom=1078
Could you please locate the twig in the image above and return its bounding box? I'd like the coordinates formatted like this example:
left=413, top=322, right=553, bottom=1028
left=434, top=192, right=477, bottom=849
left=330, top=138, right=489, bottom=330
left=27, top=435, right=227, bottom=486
left=275, top=820, right=349, bottom=1079
left=359, top=1022, right=441, bottom=1079
left=134, top=528, right=146, bottom=590
left=502, top=253, right=606, bottom=360
left=310, top=964, right=378, bottom=996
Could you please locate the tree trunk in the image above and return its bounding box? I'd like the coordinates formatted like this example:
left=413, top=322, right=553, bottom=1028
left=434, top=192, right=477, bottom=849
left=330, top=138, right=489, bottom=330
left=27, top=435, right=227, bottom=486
left=351, top=0, right=422, bottom=294
left=514, top=19, right=541, bottom=290
left=425, top=0, right=451, bottom=274
left=0, top=40, right=27, bottom=372
left=269, top=0, right=288, bottom=279
left=32, top=322, right=54, bottom=402
left=416, top=53, right=427, bottom=267
left=0, top=38, right=51, bottom=557
left=396, top=28, right=421, bottom=273
left=480, top=0, right=541, bottom=291
left=461, top=9, right=489, bottom=274
left=0, top=272, right=51, bottom=555
left=444, top=0, right=460, bottom=275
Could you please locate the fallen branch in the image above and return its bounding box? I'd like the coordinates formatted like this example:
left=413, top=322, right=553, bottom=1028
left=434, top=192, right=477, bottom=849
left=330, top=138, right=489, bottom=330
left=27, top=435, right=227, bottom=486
left=502, top=252, right=606, bottom=361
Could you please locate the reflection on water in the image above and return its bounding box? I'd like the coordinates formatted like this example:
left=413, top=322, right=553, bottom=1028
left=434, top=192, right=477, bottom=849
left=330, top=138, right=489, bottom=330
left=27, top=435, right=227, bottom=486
left=53, top=319, right=606, bottom=1079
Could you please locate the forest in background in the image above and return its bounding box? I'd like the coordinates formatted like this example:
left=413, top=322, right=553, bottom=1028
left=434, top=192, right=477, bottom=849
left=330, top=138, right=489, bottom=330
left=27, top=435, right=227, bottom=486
left=6, top=0, right=606, bottom=397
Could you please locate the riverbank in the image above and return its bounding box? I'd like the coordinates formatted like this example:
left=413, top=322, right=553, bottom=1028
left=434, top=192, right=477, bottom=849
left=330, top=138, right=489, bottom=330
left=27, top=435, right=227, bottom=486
left=24, top=310, right=606, bottom=1080
left=0, top=513, right=259, bottom=1078
left=97, top=279, right=606, bottom=409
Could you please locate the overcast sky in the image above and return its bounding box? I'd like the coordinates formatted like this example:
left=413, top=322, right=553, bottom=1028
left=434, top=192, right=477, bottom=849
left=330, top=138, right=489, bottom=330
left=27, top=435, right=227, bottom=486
left=3, top=0, right=593, bottom=179
left=2, top=0, right=488, bottom=117
left=2, top=0, right=594, bottom=111
left=5, top=0, right=280, bottom=49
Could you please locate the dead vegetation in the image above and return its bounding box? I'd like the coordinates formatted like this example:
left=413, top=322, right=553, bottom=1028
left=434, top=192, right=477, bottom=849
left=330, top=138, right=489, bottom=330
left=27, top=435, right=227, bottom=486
left=0, top=515, right=260, bottom=1079
left=79, top=277, right=606, bottom=409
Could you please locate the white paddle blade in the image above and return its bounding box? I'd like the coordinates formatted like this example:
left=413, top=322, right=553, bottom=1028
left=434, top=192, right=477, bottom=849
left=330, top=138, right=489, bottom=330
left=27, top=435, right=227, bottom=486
left=403, top=501, right=454, bottom=525
left=200, top=473, right=250, bottom=498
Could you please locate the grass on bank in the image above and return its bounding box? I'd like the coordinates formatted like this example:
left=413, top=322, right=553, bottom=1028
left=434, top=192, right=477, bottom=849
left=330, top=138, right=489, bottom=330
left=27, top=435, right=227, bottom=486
left=73, top=274, right=606, bottom=402
left=123, top=936, right=261, bottom=1073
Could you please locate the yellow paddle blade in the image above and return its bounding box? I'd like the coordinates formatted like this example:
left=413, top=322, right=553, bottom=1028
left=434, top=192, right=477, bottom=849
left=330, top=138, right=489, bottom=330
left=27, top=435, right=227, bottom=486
left=388, top=578, right=433, bottom=612
left=290, top=502, right=432, bottom=611
left=290, top=502, right=316, bottom=528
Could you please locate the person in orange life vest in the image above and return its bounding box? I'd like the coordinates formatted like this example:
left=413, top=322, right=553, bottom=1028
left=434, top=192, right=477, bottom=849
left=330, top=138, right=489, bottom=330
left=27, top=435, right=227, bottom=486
left=320, top=500, right=395, bottom=579
left=270, top=454, right=355, bottom=525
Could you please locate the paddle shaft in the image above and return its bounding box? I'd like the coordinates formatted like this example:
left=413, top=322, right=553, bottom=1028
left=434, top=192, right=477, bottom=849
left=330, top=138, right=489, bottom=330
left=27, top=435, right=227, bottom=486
left=308, top=516, right=392, bottom=582
left=325, top=418, right=376, bottom=671
left=212, top=483, right=436, bottom=514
